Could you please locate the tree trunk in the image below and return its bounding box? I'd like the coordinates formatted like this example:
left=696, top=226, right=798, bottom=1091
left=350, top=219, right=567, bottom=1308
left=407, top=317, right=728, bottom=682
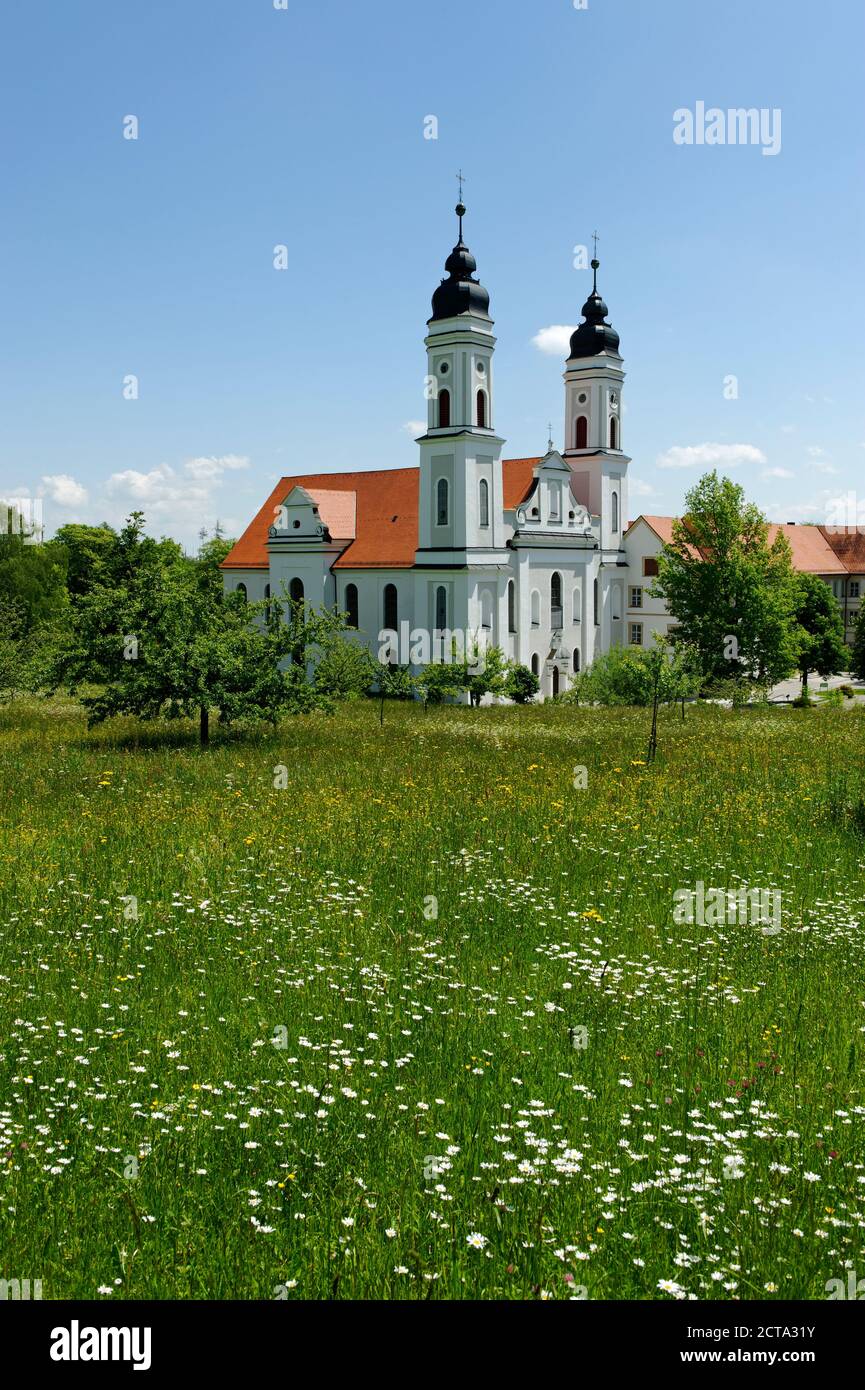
left=801, top=669, right=809, bottom=701
left=200, top=706, right=210, bottom=745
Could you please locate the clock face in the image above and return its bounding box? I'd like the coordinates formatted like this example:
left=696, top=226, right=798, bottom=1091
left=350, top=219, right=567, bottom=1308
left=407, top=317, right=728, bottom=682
left=476, top=360, right=485, bottom=375
left=610, top=393, right=618, bottom=410
left=439, top=361, right=449, bottom=375
left=578, top=393, right=588, bottom=404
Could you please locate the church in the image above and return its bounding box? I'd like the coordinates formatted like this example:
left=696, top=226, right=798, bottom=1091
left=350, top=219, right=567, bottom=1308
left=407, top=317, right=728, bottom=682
left=221, top=200, right=863, bottom=697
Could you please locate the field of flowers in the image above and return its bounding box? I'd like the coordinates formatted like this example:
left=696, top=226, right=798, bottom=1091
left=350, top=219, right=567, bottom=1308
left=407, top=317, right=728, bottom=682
left=1, top=695, right=864, bottom=1301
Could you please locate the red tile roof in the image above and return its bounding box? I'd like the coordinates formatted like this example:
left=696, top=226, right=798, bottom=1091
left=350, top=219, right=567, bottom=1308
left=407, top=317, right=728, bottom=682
left=221, top=460, right=544, bottom=571
left=629, top=515, right=848, bottom=575
left=819, top=525, right=865, bottom=573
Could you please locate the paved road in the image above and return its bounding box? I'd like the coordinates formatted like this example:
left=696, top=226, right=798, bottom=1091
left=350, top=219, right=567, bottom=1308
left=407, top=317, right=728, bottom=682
left=769, top=672, right=865, bottom=704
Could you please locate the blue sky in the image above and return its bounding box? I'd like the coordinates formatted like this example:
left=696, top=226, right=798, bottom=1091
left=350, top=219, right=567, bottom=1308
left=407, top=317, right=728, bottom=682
left=1, top=0, right=863, bottom=547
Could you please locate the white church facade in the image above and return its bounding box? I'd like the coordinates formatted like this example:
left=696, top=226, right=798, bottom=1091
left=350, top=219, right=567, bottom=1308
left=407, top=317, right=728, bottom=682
left=222, top=200, right=863, bottom=696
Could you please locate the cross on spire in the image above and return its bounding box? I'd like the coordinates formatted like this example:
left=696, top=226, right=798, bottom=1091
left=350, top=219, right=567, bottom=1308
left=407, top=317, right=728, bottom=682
left=592, top=229, right=600, bottom=258
left=547, top=422, right=555, bottom=451
left=591, top=230, right=600, bottom=292
left=456, top=170, right=466, bottom=202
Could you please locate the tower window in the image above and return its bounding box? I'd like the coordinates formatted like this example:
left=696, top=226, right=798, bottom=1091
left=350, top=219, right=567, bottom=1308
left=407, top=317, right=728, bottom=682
left=575, top=415, right=588, bottom=449
left=549, top=481, right=561, bottom=520
left=551, top=572, right=563, bottom=627
left=609, top=417, right=618, bottom=449
left=478, top=478, right=490, bottom=528
left=531, top=589, right=540, bottom=627
left=236, top=582, right=247, bottom=601
left=507, top=579, right=516, bottom=633
left=345, top=582, right=359, bottom=628
left=383, top=583, right=398, bottom=632
left=436, top=477, right=449, bottom=527
left=572, top=586, right=581, bottom=623
left=476, top=389, right=487, bottom=428
left=438, top=389, right=450, bottom=429
left=480, top=589, right=493, bottom=630
left=612, top=489, right=619, bottom=533
left=435, top=584, right=447, bottom=632
left=289, top=578, right=304, bottom=605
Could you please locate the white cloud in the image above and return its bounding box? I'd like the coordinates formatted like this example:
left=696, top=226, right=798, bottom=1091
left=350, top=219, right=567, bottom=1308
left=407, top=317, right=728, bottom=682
left=531, top=325, right=576, bottom=356
left=629, top=476, right=656, bottom=497
left=39, top=473, right=88, bottom=507
left=656, top=442, right=766, bottom=470
left=762, top=466, right=794, bottom=479
left=402, top=420, right=426, bottom=436
left=807, top=446, right=826, bottom=458
left=184, top=454, right=250, bottom=481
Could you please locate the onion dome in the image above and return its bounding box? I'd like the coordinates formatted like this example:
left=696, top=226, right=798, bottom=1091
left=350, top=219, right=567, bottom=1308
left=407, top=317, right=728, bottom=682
left=568, top=257, right=620, bottom=358
left=430, top=202, right=491, bottom=321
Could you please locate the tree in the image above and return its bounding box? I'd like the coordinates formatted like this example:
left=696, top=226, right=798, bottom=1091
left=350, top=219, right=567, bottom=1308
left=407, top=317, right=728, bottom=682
left=851, top=604, right=865, bottom=683
left=0, top=531, right=68, bottom=631
left=793, top=572, right=849, bottom=700
left=52, top=523, right=120, bottom=599
left=47, top=514, right=345, bottom=744
left=654, top=472, right=799, bottom=689
left=457, top=644, right=510, bottom=707
left=314, top=635, right=377, bottom=699
left=503, top=663, right=540, bottom=704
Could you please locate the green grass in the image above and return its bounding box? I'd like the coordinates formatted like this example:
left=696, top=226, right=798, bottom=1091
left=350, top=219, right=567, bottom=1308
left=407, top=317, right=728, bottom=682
left=1, top=695, right=864, bottom=1301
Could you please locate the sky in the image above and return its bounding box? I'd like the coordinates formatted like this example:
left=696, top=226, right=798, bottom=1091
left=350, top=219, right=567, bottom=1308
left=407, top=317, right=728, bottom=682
left=1, top=0, right=863, bottom=549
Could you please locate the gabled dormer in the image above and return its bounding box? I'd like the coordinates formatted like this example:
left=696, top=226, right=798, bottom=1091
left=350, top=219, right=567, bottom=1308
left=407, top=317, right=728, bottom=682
left=510, top=447, right=597, bottom=543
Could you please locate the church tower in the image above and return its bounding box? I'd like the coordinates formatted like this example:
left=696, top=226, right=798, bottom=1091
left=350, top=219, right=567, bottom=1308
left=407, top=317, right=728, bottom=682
left=562, top=253, right=629, bottom=558
left=415, top=198, right=506, bottom=564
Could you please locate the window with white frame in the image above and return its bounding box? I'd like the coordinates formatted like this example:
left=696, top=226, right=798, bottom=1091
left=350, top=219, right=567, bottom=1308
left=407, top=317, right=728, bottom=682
left=850, top=580, right=861, bottom=599
left=629, top=586, right=643, bottom=609
left=629, top=622, right=643, bottom=646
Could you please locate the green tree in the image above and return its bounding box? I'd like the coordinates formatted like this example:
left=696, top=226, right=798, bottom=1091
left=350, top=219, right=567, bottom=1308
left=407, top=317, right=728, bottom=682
left=793, top=572, right=849, bottom=700
left=52, top=523, right=120, bottom=598
left=654, top=472, right=799, bottom=688
left=47, top=514, right=344, bottom=744
left=503, top=663, right=540, bottom=704
left=850, top=603, right=865, bottom=683
left=0, top=532, right=68, bottom=631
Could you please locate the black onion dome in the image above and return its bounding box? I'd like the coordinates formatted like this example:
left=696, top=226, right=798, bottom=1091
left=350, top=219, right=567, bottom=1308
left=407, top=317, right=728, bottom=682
left=430, top=202, right=491, bottom=321
left=568, top=259, right=620, bottom=358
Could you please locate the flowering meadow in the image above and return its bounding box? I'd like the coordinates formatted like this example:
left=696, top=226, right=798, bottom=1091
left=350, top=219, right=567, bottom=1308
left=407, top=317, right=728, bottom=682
left=1, top=695, right=864, bottom=1301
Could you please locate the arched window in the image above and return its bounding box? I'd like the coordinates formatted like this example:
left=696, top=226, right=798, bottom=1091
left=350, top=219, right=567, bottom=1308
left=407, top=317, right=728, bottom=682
left=549, top=482, right=561, bottom=520
left=345, top=582, right=359, bottom=628
left=572, top=586, right=581, bottom=623
left=531, top=589, right=540, bottom=627
left=435, top=584, right=447, bottom=632
left=551, top=571, right=562, bottom=623
left=383, top=583, right=398, bottom=632
left=531, top=654, right=539, bottom=677
left=575, top=415, right=588, bottom=449
left=612, top=490, right=619, bottom=533
left=573, top=648, right=580, bottom=674
left=480, top=589, right=493, bottom=630
left=438, top=389, right=450, bottom=429
left=289, top=577, right=304, bottom=605
left=263, top=582, right=271, bottom=621
left=436, top=477, right=449, bottom=526
left=609, top=417, right=618, bottom=449
left=236, top=582, right=247, bottom=601
left=552, top=667, right=560, bottom=697
left=593, top=577, right=599, bottom=626
left=476, top=390, right=486, bottom=428
left=478, top=478, right=490, bottom=528
left=507, top=579, right=516, bottom=633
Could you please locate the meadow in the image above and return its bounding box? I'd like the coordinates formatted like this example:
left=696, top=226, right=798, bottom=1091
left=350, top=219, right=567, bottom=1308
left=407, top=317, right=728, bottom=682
left=1, top=695, right=863, bottom=1301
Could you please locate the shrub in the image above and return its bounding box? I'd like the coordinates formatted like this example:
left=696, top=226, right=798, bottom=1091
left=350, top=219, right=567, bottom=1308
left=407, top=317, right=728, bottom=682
left=502, top=663, right=539, bottom=705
